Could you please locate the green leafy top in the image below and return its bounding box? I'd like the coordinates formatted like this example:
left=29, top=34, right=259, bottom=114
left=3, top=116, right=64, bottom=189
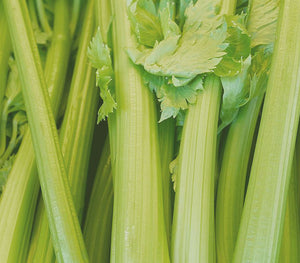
left=127, top=0, right=250, bottom=121
left=88, top=28, right=116, bottom=123
left=247, top=0, right=280, bottom=48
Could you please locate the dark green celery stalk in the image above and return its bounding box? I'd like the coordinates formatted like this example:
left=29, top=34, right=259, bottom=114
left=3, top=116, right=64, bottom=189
left=0, top=0, right=88, bottom=262
left=70, top=0, right=81, bottom=36
left=216, top=95, right=264, bottom=263
left=35, top=0, right=52, bottom=34
left=83, top=120, right=175, bottom=262
left=82, top=1, right=113, bottom=261
left=171, top=1, right=236, bottom=262
left=171, top=75, right=221, bottom=263
left=279, top=156, right=300, bottom=262
left=109, top=0, right=170, bottom=261
left=233, top=0, right=300, bottom=262
left=27, top=0, right=98, bottom=262
left=0, top=2, right=11, bottom=157
left=158, top=118, right=175, bottom=246
left=83, top=138, right=113, bottom=263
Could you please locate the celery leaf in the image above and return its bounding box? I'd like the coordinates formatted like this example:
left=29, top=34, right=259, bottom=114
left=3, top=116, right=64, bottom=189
left=88, top=28, right=116, bottom=122
left=218, top=56, right=251, bottom=132
left=128, top=0, right=251, bottom=121
left=128, top=0, right=163, bottom=47
left=247, top=0, right=280, bottom=48
left=214, top=15, right=251, bottom=77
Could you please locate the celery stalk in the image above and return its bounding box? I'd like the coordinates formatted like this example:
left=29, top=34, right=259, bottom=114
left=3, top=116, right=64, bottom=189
left=216, top=0, right=280, bottom=261
left=83, top=138, right=113, bottom=263
left=233, top=0, right=300, bottom=261
left=109, top=0, right=170, bottom=261
left=27, top=0, right=98, bottom=262
left=171, top=1, right=236, bottom=262
left=216, top=94, right=264, bottom=263
left=279, top=156, right=300, bottom=262
left=171, top=75, right=221, bottom=263
left=1, top=0, right=88, bottom=261
left=0, top=0, right=71, bottom=259
left=0, top=2, right=11, bottom=157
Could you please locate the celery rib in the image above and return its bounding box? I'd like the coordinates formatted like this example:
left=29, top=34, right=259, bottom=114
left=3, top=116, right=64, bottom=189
left=2, top=0, right=88, bottom=261
left=0, top=0, right=71, bottom=258
left=216, top=95, right=263, bottom=263
left=27, top=0, right=98, bottom=262
left=171, top=1, right=236, bottom=262
left=233, top=0, right=300, bottom=261
left=279, top=156, right=300, bottom=262
left=0, top=2, right=11, bottom=157
left=84, top=138, right=113, bottom=263
left=172, top=75, right=221, bottom=263
left=109, top=0, right=170, bottom=261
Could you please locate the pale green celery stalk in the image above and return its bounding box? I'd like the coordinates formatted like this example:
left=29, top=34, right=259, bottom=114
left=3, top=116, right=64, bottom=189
left=27, top=1, right=98, bottom=262
left=158, top=118, right=175, bottom=246
left=0, top=2, right=11, bottom=157
left=171, top=75, right=221, bottom=263
left=216, top=95, right=264, bottom=263
left=109, top=0, right=170, bottom=261
left=279, top=156, right=300, bottom=262
left=171, top=1, right=236, bottom=262
left=233, top=0, right=300, bottom=262
left=1, top=0, right=89, bottom=262
left=84, top=138, right=113, bottom=263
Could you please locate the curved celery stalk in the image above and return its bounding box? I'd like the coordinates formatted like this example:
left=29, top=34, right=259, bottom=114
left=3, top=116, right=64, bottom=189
left=279, top=157, right=300, bottom=262
left=27, top=1, right=98, bottom=262
left=1, top=0, right=88, bottom=261
left=109, top=0, right=170, bottom=261
left=216, top=95, right=263, bottom=263
left=233, top=0, right=300, bottom=262
left=0, top=2, right=11, bottom=157
left=84, top=138, right=113, bottom=263
left=171, top=75, right=221, bottom=263
left=158, top=118, right=175, bottom=246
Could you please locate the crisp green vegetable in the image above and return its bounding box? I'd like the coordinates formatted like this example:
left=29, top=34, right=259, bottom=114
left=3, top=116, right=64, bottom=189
left=172, top=75, right=221, bottom=262
left=88, top=0, right=171, bottom=261
left=2, top=0, right=88, bottom=262
left=0, top=0, right=71, bottom=260
left=27, top=0, right=98, bottom=262
left=1, top=1, right=300, bottom=262
left=215, top=1, right=279, bottom=262
left=233, top=0, right=300, bottom=261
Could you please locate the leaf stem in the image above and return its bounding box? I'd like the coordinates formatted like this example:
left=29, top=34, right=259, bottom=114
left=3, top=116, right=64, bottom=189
left=233, top=0, right=300, bottom=261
